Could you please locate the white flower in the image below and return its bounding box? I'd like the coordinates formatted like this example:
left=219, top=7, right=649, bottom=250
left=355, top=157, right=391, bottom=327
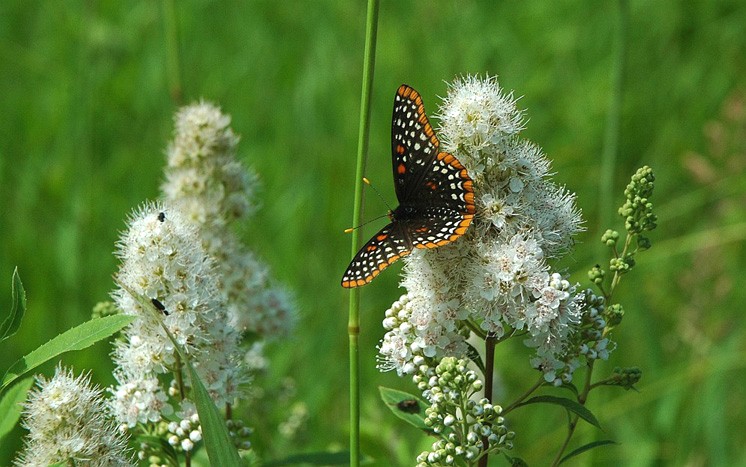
left=479, top=192, right=513, bottom=230
left=15, top=366, right=133, bottom=467
left=111, top=202, right=244, bottom=425
left=437, top=75, right=525, bottom=163
left=161, top=101, right=296, bottom=344
left=379, top=75, right=585, bottom=379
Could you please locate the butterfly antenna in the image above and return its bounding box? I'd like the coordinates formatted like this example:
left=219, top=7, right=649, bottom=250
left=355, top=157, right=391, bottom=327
left=344, top=212, right=389, bottom=233
left=362, top=177, right=395, bottom=212
left=344, top=177, right=394, bottom=233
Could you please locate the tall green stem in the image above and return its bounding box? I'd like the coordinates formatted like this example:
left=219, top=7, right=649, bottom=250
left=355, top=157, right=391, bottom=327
left=163, top=0, right=184, bottom=104
left=559, top=3, right=628, bottom=460
left=597, top=0, right=628, bottom=256
left=348, top=2, right=379, bottom=466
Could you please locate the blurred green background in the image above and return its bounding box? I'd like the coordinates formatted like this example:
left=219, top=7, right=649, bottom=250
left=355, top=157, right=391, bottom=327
left=2, top=1, right=746, bottom=465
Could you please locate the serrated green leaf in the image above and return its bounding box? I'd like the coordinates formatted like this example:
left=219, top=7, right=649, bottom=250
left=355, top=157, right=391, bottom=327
left=559, top=439, right=617, bottom=464
left=516, top=395, right=602, bottom=429
left=1, top=315, right=135, bottom=390
left=263, top=451, right=353, bottom=466
left=1, top=267, right=26, bottom=341
left=0, top=377, right=34, bottom=439
left=379, top=386, right=432, bottom=432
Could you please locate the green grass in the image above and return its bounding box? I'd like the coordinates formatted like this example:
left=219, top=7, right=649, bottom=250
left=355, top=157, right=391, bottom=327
left=2, top=1, right=746, bottom=465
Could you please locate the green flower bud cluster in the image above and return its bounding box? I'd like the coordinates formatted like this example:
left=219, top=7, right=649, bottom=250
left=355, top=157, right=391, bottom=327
left=608, top=366, right=642, bottom=390
left=226, top=418, right=253, bottom=450
left=601, top=229, right=619, bottom=247
left=588, top=265, right=605, bottom=285
left=619, top=166, right=657, bottom=236
left=596, top=166, right=656, bottom=282
left=137, top=421, right=171, bottom=466
left=415, top=358, right=514, bottom=466
left=603, top=303, right=624, bottom=328
left=552, top=290, right=615, bottom=382
left=609, top=256, right=634, bottom=273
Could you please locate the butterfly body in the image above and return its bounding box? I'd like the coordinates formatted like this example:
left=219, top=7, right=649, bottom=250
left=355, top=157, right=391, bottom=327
left=341, top=85, right=475, bottom=288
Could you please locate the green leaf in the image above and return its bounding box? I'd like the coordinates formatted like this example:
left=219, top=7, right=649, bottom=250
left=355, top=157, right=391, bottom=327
left=464, top=341, right=485, bottom=374
left=558, top=439, right=617, bottom=464
left=263, top=451, right=352, bottom=466
left=515, top=395, right=602, bottom=429
left=1, top=314, right=135, bottom=390
left=379, top=386, right=432, bottom=432
left=116, top=281, right=243, bottom=465
left=0, top=377, right=34, bottom=440
left=559, top=382, right=579, bottom=397
left=1, top=268, right=26, bottom=341
left=185, top=360, right=243, bottom=466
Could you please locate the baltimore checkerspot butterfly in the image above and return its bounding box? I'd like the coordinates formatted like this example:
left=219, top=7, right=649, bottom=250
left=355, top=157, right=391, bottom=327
left=341, top=84, right=475, bottom=288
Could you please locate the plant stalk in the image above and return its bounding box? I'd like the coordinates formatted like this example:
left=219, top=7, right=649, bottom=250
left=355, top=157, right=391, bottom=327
left=163, top=0, right=184, bottom=105
left=478, top=332, right=498, bottom=467
left=348, top=1, right=380, bottom=466
left=502, top=376, right=546, bottom=415
left=597, top=0, right=628, bottom=255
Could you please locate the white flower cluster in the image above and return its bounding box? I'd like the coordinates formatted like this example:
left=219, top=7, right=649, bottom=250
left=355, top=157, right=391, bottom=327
left=532, top=289, right=613, bottom=385
left=15, top=366, right=133, bottom=467
left=163, top=101, right=256, bottom=226
left=161, top=101, right=295, bottom=338
left=111, top=203, right=244, bottom=426
left=379, top=76, right=588, bottom=382
left=437, top=75, right=525, bottom=158
left=379, top=294, right=470, bottom=376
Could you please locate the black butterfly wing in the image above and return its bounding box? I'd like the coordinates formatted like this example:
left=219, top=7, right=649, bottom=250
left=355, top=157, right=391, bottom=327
left=341, top=223, right=412, bottom=288
left=401, top=205, right=474, bottom=250
left=391, top=84, right=475, bottom=218
left=391, top=84, right=441, bottom=203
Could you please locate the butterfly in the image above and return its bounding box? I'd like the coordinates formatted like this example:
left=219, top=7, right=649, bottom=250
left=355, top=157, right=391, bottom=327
left=341, top=84, right=475, bottom=288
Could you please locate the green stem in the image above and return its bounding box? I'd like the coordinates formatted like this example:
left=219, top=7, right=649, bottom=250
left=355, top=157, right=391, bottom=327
left=163, top=0, right=184, bottom=104
left=551, top=361, right=596, bottom=467
left=609, top=232, right=633, bottom=298
left=597, top=0, right=628, bottom=257
left=478, top=333, right=498, bottom=467
left=502, top=376, right=545, bottom=415
left=174, top=353, right=186, bottom=400
left=348, top=2, right=379, bottom=466
left=464, top=318, right=487, bottom=339
left=173, top=353, right=190, bottom=467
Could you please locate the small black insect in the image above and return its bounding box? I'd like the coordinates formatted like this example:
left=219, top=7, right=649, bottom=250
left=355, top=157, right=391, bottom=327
left=151, top=298, right=169, bottom=316
left=396, top=399, right=421, bottom=414
left=157, top=212, right=166, bottom=222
